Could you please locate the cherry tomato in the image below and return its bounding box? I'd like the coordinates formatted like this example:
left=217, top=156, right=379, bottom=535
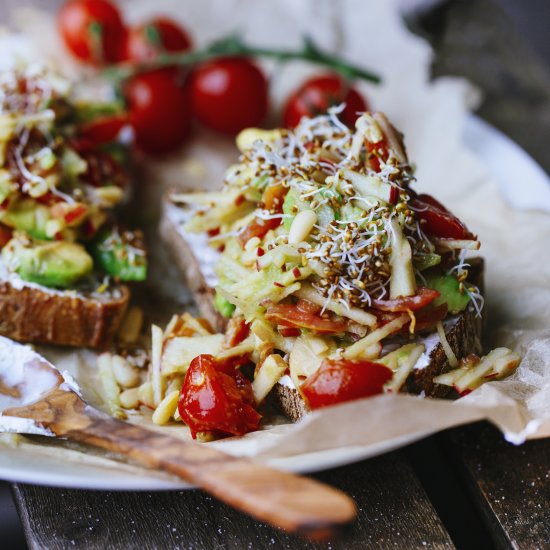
left=238, top=216, right=281, bottom=247
left=0, top=224, right=13, bottom=248
left=124, top=17, right=192, bottom=62
left=283, top=74, right=367, bottom=129
left=301, top=358, right=392, bottom=409
left=58, top=0, right=126, bottom=65
left=178, top=354, right=261, bottom=439
left=410, top=303, right=449, bottom=333
left=372, top=287, right=440, bottom=312
left=189, top=57, right=269, bottom=134
left=124, top=67, right=192, bottom=155
left=411, top=194, right=473, bottom=240
left=73, top=114, right=129, bottom=151
left=265, top=300, right=348, bottom=334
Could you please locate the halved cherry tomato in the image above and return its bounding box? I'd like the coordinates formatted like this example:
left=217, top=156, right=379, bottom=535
left=178, top=354, right=261, bottom=439
left=58, top=0, right=126, bottom=65
left=0, top=224, right=13, bottom=248
left=411, top=303, right=449, bottom=332
left=301, top=358, right=392, bottom=409
left=75, top=114, right=129, bottom=150
left=189, top=57, right=269, bottom=134
left=283, top=74, right=367, bottom=129
left=124, top=17, right=192, bottom=62
left=411, top=194, right=473, bottom=240
left=238, top=216, right=281, bottom=247
left=372, top=287, right=440, bottom=312
left=124, top=67, right=192, bottom=155
left=265, top=300, right=348, bottom=334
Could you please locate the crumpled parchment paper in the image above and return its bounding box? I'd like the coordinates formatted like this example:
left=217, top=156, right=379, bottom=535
left=1, top=0, right=549, bottom=476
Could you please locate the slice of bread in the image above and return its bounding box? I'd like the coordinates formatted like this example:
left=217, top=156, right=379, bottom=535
left=160, top=197, right=484, bottom=421
left=0, top=278, right=130, bottom=348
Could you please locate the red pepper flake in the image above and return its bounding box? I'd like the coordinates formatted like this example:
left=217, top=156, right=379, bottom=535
left=273, top=282, right=284, bottom=288
left=234, top=194, right=245, bottom=206
left=207, top=227, right=220, bottom=237
left=281, top=264, right=287, bottom=272
left=257, top=247, right=265, bottom=257
left=292, top=267, right=301, bottom=278
left=218, top=245, right=225, bottom=253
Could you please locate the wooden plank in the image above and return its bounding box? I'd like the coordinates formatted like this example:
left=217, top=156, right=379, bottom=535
left=442, top=423, right=550, bottom=550
left=418, top=2, right=550, bottom=548
left=13, top=452, right=454, bottom=549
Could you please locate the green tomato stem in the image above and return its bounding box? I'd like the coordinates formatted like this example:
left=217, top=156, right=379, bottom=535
left=105, top=34, right=381, bottom=84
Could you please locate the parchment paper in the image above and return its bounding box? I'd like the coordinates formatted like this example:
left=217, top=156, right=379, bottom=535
left=1, top=0, right=549, bottom=474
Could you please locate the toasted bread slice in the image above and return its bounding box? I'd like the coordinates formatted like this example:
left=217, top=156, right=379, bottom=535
left=0, top=278, right=130, bottom=348
left=160, top=198, right=227, bottom=333
left=161, top=198, right=484, bottom=421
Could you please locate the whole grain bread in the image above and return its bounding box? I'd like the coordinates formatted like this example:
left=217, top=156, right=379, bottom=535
left=161, top=198, right=484, bottom=421
left=0, top=280, right=130, bottom=348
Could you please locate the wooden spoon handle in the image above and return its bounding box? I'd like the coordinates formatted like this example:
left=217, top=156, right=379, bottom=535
left=70, top=412, right=354, bottom=539
left=9, top=390, right=356, bottom=539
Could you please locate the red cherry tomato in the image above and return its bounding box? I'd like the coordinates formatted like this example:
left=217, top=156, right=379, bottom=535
left=178, top=354, right=261, bottom=439
left=265, top=300, right=348, bottom=335
left=372, top=287, right=440, bottom=312
left=124, top=67, right=192, bottom=155
left=412, top=303, right=449, bottom=332
left=189, top=57, right=269, bottom=134
left=411, top=194, right=473, bottom=240
left=58, top=0, right=126, bottom=65
left=283, top=74, right=367, bottom=129
left=124, top=17, right=192, bottom=62
left=238, top=217, right=281, bottom=247
left=73, top=114, right=129, bottom=151
left=301, top=358, right=392, bottom=409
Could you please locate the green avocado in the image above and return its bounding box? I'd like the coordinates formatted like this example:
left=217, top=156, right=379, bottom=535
left=0, top=199, right=51, bottom=240
left=214, top=290, right=236, bottom=318
left=2, top=237, right=93, bottom=288
left=90, top=227, right=147, bottom=282
left=426, top=273, right=471, bottom=313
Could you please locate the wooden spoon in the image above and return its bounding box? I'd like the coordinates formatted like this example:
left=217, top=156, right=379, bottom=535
left=0, top=337, right=356, bottom=540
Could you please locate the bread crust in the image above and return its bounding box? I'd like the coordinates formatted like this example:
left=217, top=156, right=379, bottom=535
left=160, top=197, right=227, bottom=333
left=161, top=199, right=485, bottom=421
left=0, top=281, right=130, bottom=348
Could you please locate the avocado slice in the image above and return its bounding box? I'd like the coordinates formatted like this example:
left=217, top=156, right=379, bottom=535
left=90, top=227, right=147, bottom=282
left=425, top=273, right=471, bottom=313
left=2, top=237, right=93, bottom=288
left=214, top=290, right=236, bottom=318
left=0, top=199, right=52, bottom=240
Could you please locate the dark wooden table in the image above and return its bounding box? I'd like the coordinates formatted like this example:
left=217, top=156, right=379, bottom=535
left=5, top=1, right=550, bottom=548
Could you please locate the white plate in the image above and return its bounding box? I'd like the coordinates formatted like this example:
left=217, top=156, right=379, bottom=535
left=0, top=116, right=548, bottom=491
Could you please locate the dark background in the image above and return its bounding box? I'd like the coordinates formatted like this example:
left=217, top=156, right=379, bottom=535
left=1, top=0, right=549, bottom=548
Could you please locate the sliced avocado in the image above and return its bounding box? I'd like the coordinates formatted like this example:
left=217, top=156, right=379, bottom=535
left=2, top=237, right=93, bottom=288
left=425, top=273, right=470, bottom=313
left=0, top=199, right=51, bottom=240
left=214, top=290, right=236, bottom=318
left=90, top=227, right=147, bottom=282
left=414, top=253, right=441, bottom=271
